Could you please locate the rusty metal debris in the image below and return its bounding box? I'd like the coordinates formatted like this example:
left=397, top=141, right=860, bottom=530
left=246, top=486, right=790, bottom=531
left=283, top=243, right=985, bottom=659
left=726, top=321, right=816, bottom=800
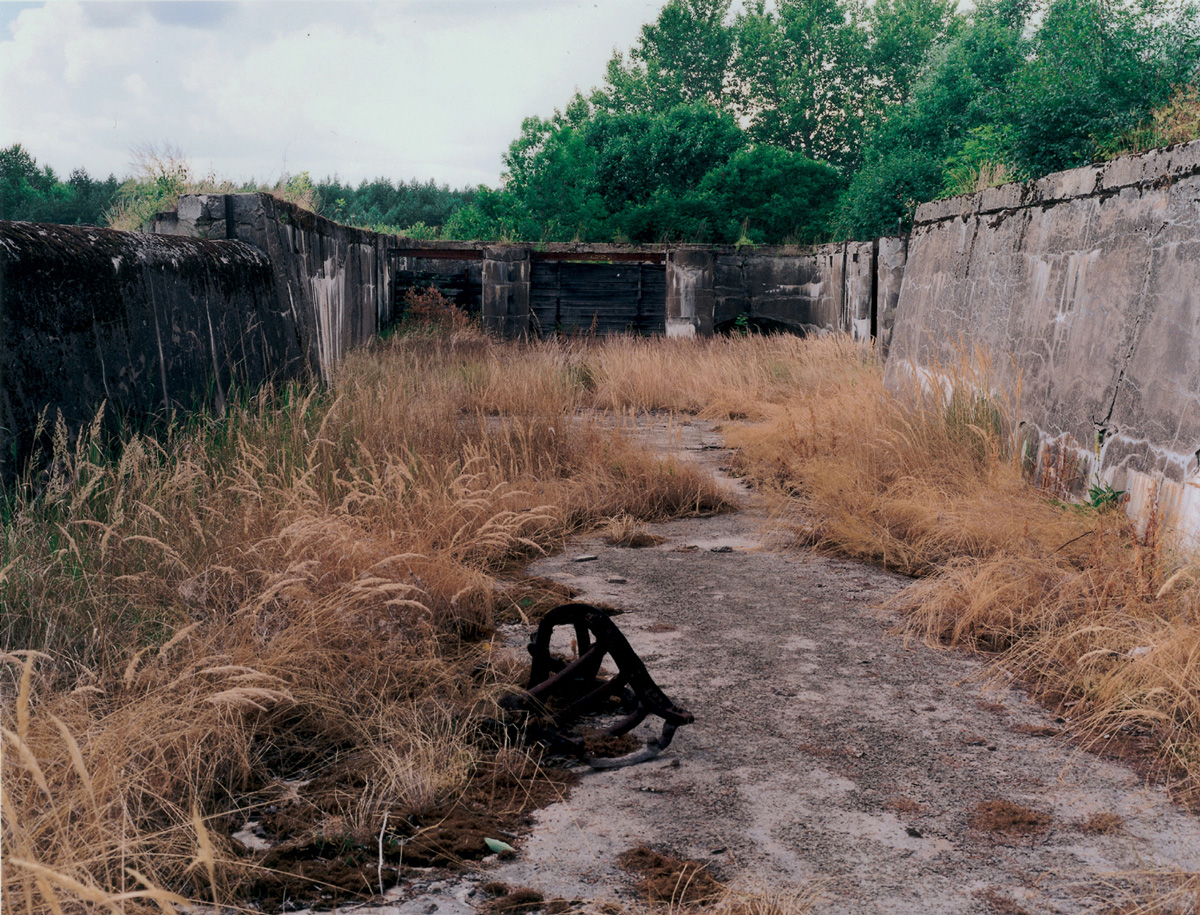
left=501, top=602, right=694, bottom=770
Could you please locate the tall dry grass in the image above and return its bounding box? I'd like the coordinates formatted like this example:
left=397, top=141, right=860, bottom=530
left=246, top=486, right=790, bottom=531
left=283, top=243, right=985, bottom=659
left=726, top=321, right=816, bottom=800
left=6, top=328, right=1198, bottom=911
left=1, top=329, right=729, bottom=913
left=580, top=334, right=1200, bottom=800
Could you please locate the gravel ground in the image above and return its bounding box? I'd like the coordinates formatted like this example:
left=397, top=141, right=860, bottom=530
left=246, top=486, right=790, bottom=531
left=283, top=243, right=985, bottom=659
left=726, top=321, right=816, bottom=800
left=309, top=418, right=1200, bottom=915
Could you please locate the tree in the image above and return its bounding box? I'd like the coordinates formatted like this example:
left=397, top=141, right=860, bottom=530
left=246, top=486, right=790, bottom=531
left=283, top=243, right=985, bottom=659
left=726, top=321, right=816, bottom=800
left=596, top=0, right=736, bottom=115
left=865, top=0, right=961, bottom=109
left=1009, top=0, right=1200, bottom=174
left=592, top=103, right=746, bottom=213
left=1, top=144, right=120, bottom=225
left=0, top=143, right=41, bottom=219
left=691, top=145, right=844, bottom=242
left=837, top=0, right=1030, bottom=236
left=500, top=111, right=608, bottom=241
left=732, top=0, right=872, bottom=169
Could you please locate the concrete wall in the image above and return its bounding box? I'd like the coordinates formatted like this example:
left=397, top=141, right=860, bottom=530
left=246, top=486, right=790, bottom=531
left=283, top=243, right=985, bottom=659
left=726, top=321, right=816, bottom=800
left=670, top=240, right=898, bottom=340
left=156, top=193, right=395, bottom=379
left=3, top=193, right=399, bottom=481
left=875, top=236, right=908, bottom=353
left=1, top=221, right=278, bottom=480
left=2, top=196, right=906, bottom=484
left=388, top=239, right=905, bottom=342
left=886, top=139, right=1200, bottom=550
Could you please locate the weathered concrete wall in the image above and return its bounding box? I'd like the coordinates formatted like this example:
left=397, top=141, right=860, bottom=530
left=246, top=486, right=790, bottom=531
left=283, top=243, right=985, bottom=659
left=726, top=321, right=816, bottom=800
left=707, top=241, right=884, bottom=339
left=886, top=139, right=1200, bottom=550
left=156, top=194, right=394, bottom=380
left=666, top=247, right=715, bottom=338
left=383, top=238, right=906, bottom=342
left=1, top=221, right=279, bottom=480
left=875, top=236, right=908, bottom=354
left=482, top=246, right=532, bottom=337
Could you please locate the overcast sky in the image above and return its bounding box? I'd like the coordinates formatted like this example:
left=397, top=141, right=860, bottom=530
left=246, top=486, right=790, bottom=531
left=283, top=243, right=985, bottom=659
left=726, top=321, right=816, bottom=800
left=0, top=0, right=670, bottom=188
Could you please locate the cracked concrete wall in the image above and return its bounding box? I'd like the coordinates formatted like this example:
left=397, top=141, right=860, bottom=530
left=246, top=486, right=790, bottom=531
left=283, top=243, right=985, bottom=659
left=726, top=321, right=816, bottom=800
left=886, top=139, right=1200, bottom=550
left=1, top=221, right=278, bottom=481
left=158, top=193, right=395, bottom=380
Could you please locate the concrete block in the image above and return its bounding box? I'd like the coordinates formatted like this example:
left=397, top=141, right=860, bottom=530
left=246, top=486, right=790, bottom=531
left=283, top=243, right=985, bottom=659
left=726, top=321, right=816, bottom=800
left=482, top=246, right=531, bottom=337
left=666, top=247, right=714, bottom=336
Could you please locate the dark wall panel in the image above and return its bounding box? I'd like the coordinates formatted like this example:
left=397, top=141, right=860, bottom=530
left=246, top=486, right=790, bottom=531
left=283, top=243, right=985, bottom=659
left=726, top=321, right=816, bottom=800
left=530, top=261, right=665, bottom=337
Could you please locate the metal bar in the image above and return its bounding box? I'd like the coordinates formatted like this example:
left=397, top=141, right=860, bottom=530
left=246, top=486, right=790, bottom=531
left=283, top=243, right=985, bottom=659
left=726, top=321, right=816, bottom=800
left=391, top=248, right=483, bottom=260
left=532, top=251, right=666, bottom=264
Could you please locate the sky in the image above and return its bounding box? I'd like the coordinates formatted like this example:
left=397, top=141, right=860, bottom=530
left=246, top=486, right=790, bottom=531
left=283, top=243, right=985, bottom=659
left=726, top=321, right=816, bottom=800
left=0, top=0, right=670, bottom=189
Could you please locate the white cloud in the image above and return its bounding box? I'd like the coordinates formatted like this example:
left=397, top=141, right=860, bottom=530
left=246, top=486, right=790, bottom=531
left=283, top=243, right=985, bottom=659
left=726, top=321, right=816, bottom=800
left=0, top=0, right=667, bottom=187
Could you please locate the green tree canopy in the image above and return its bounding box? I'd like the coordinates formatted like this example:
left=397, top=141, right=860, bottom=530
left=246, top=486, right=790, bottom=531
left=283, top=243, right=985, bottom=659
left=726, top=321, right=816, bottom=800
left=596, top=0, right=736, bottom=114
left=1, top=143, right=120, bottom=225
left=1009, top=0, right=1200, bottom=174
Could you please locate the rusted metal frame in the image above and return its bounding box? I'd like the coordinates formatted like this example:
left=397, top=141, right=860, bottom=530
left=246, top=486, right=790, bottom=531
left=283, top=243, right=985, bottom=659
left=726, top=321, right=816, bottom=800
left=524, top=641, right=606, bottom=703
left=546, top=670, right=631, bottom=728
left=528, top=603, right=693, bottom=728
left=605, top=703, right=650, bottom=737
left=514, top=603, right=694, bottom=768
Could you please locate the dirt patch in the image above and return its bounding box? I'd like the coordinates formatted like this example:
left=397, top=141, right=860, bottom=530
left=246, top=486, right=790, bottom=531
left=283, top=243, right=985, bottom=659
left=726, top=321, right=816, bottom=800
left=617, top=845, right=723, bottom=906
left=974, top=887, right=1034, bottom=914
left=1010, top=723, right=1062, bottom=738
left=969, top=799, right=1054, bottom=836
left=882, top=796, right=925, bottom=815
left=239, top=755, right=577, bottom=910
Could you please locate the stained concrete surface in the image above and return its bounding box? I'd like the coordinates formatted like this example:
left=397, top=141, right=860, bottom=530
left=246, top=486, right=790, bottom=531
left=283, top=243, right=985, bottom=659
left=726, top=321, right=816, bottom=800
left=886, top=139, right=1200, bottom=552
left=301, top=418, right=1200, bottom=915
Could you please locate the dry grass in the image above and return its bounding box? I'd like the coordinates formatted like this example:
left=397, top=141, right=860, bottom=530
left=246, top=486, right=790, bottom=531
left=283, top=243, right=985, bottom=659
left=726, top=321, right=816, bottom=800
left=614, top=845, right=818, bottom=915
left=618, top=845, right=724, bottom=906
left=105, top=143, right=319, bottom=231
left=601, top=514, right=666, bottom=548
left=6, top=328, right=1200, bottom=912
left=0, top=329, right=729, bottom=913
left=1097, top=871, right=1200, bottom=914
left=1080, top=811, right=1125, bottom=835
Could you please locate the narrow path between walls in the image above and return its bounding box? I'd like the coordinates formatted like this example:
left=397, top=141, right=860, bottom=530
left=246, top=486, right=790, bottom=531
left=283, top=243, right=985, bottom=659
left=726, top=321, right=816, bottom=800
left=327, top=418, right=1200, bottom=915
